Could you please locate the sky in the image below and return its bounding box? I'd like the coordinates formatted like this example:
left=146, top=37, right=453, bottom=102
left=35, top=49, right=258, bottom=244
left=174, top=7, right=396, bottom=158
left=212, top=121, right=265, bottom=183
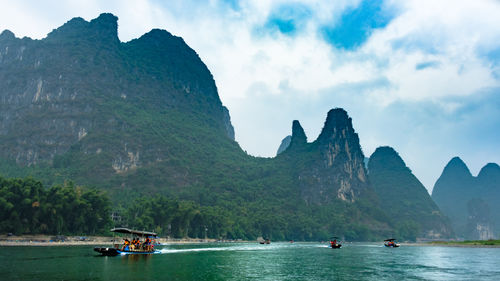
left=1, top=0, right=499, bottom=192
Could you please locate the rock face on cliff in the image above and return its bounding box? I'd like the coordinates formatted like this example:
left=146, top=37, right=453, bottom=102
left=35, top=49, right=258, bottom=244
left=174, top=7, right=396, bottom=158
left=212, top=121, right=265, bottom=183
left=315, top=109, right=368, bottom=202
left=368, top=147, right=452, bottom=239
left=276, top=135, right=291, bottom=155
left=466, top=198, right=495, bottom=240
left=279, top=109, right=369, bottom=204
left=432, top=158, right=500, bottom=239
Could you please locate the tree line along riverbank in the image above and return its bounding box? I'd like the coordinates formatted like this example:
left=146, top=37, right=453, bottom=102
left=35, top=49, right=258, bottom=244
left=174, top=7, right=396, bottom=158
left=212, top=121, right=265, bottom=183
left=0, top=175, right=269, bottom=240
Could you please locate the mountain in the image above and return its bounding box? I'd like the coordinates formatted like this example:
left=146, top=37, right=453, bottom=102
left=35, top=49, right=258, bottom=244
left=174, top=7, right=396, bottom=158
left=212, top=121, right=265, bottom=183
left=276, top=135, right=291, bottom=155
left=280, top=109, right=369, bottom=204
left=477, top=163, right=500, bottom=194
left=432, top=158, right=499, bottom=239
left=274, top=110, right=391, bottom=239
left=0, top=13, right=448, bottom=241
left=368, top=147, right=452, bottom=240
left=0, top=13, right=238, bottom=189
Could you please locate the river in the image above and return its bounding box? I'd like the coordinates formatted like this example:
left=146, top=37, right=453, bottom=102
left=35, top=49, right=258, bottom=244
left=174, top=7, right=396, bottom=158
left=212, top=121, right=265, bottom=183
left=1, top=242, right=499, bottom=280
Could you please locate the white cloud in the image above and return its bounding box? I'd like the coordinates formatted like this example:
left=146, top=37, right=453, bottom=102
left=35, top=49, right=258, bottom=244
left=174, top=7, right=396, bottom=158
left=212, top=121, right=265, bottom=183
left=362, top=0, right=500, bottom=104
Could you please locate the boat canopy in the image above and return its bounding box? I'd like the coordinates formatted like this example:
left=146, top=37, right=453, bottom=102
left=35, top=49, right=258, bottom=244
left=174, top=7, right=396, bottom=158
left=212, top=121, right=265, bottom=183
left=384, top=238, right=396, bottom=241
left=111, top=227, right=157, bottom=237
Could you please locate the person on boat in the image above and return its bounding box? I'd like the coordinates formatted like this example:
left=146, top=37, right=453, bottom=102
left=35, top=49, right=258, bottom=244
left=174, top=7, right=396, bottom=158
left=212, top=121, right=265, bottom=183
left=144, top=237, right=151, bottom=251
left=122, top=239, right=130, bottom=251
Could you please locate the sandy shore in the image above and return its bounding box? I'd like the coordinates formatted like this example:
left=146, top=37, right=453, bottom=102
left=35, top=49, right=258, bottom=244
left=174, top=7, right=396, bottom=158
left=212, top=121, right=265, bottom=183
left=0, top=235, right=220, bottom=246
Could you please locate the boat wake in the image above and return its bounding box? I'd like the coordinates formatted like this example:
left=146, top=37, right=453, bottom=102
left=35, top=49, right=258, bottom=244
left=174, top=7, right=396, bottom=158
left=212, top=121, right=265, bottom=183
left=158, top=244, right=283, bottom=254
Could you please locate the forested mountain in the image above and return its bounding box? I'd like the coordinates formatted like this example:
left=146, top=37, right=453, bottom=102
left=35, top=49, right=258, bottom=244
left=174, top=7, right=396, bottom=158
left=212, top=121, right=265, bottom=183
left=0, top=13, right=452, bottom=240
left=0, top=13, right=240, bottom=196
left=368, top=147, right=452, bottom=240
left=432, top=158, right=500, bottom=239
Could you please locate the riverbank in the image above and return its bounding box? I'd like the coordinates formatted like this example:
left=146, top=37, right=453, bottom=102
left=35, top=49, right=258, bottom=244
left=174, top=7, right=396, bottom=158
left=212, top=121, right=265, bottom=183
left=0, top=234, right=222, bottom=246
left=3, top=237, right=500, bottom=248
left=402, top=240, right=500, bottom=248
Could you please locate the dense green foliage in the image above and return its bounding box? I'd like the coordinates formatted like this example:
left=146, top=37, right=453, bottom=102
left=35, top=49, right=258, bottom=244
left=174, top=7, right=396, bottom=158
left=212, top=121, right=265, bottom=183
left=0, top=173, right=388, bottom=241
left=115, top=192, right=390, bottom=241
left=0, top=176, right=110, bottom=235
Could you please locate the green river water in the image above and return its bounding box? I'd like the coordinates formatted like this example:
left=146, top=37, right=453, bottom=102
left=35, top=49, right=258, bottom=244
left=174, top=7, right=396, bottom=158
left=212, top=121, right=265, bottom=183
left=1, top=242, right=499, bottom=280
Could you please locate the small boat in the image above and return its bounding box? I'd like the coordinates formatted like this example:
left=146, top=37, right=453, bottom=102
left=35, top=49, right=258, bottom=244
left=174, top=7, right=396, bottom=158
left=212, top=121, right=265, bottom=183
left=258, top=237, right=270, bottom=244
left=329, top=237, right=342, bottom=248
left=384, top=238, right=400, bottom=248
left=94, top=227, right=160, bottom=256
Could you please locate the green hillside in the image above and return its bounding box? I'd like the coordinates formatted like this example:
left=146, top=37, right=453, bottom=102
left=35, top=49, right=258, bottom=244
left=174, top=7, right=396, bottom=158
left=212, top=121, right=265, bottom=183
left=0, top=14, right=451, bottom=241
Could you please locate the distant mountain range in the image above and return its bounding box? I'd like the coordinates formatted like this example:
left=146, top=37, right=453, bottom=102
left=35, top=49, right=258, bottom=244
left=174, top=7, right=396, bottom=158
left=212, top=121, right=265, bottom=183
left=0, top=13, right=459, bottom=240
left=432, top=157, right=500, bottom=239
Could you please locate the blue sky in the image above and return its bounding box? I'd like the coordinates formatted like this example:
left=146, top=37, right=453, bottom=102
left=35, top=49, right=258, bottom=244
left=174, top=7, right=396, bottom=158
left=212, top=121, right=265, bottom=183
left=1, top=0, right=499, bottom=192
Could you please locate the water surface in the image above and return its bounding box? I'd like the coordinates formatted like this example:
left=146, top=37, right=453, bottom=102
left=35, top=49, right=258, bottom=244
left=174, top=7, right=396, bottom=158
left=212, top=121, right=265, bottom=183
left=1, top=242, right=499, bottom=280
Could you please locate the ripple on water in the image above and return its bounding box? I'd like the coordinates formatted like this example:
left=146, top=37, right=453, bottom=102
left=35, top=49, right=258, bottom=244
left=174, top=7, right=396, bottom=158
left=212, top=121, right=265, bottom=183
left=2, top=243, right=500, bottom=280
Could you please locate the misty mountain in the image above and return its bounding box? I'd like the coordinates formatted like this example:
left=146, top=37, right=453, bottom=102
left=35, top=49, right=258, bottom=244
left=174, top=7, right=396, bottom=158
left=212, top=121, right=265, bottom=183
left=432, top=158, right=500, bottom=239
left=368, top=147, right=452, bottom=240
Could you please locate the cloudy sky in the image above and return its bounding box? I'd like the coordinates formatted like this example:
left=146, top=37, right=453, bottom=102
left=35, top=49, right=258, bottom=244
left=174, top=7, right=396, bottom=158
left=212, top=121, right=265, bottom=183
left=1, top=0, right=499, bottom=192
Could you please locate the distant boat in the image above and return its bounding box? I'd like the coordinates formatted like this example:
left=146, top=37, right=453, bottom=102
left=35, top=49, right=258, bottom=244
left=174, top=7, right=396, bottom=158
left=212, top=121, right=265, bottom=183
left=258, top=237, right=270, bottom=244
left=384, top=238, right=400, bottom=248
left=330, top=237, right=342, bottom=248
left=94, top=228, right=160, bottom=256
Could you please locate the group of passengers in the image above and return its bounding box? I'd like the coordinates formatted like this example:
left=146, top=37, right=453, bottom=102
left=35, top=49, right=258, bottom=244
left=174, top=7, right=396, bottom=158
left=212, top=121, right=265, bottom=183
left=121, top=237, right=154, bottom=252
left=330, top=239, right=338, bottom=247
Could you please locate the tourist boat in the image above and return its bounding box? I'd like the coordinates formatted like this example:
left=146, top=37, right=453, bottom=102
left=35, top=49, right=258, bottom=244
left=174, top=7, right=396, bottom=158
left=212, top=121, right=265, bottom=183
left=94, top=227, right=160, bottom=256
left=330, top=237, right=342, bottom=248
left=384, top=238, right=400, bottom=247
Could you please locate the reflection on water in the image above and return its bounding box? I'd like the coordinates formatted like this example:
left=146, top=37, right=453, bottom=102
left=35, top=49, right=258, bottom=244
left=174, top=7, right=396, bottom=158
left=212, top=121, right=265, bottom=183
left=414, top=246, right=500, bottom=280
left=2, top=243, right=500, bottom=280
left=121, top=253, right=153, bottom=263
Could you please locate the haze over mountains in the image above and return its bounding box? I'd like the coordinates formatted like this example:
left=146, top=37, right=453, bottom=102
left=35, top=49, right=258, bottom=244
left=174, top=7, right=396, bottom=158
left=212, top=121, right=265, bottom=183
left=368, top=147, right=452, bottom=240
left=1, top=13, right=497, bottom=240
left=432, top=158, right=500, bottom=239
